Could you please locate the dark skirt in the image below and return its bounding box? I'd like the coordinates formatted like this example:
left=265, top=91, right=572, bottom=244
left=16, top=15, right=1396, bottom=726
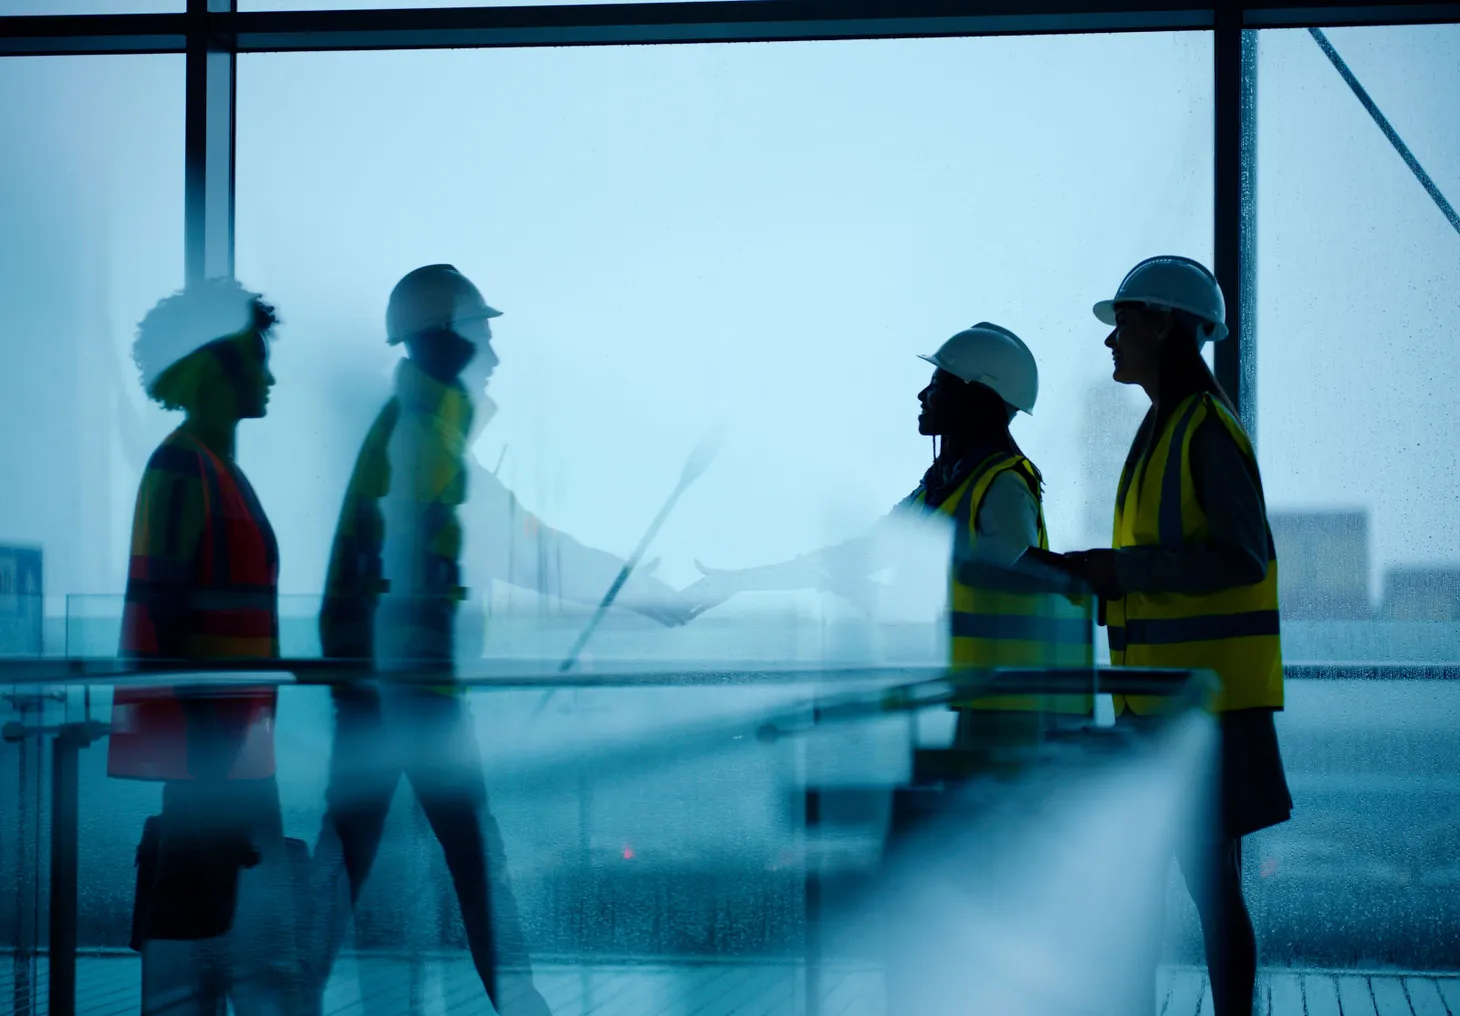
left=1218, top=706, right=1293, bottom=838
left=1118, top=706, right=1292, bottom=840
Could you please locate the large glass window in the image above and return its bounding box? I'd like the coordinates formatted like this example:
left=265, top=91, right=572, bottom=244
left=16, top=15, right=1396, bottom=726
left=229, top=37, right=1213, bottom=966
left=1242, top=23, right=1460, bottom=976
left=235, top=36, right=1212, bottom=665
left=0, top=55, right=184, bottom=655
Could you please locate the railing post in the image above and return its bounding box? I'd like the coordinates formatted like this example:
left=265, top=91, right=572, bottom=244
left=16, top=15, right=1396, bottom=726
left=48, top=726, right=82, bottom=1016
left=804, top=786, right=822, bottom=1016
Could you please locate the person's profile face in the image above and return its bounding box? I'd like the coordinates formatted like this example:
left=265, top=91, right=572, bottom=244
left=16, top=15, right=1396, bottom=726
left=454, top=298, right=499, bottom=392
left=917, top=369, right=960, bottom=436
left=1105, top=303, right=1164, bottom=389
left=211, top=329, right=274, bottom=420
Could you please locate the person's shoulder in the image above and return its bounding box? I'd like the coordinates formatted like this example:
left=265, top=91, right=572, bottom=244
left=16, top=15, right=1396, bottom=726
left=144, top=431, right=204, bottom=478
left=988, top=465, right=1041, bottom=504
left=1190, top=397, right=1248, bottom=452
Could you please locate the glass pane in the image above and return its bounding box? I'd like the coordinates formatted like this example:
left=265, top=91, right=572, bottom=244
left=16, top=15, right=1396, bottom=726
left=225, top=34, right=1215, bottom=991
left=0, top=55, right=185, bottom=656
left=1248, top=22, right=1460, bottom=979
left=23, top=671, right=909, bottom=1006
left=1255, top=25, right=1460, bottom=659
left=0, top=53, right=182, bottom=1007
left=235, top=36, right=1212, bottom=673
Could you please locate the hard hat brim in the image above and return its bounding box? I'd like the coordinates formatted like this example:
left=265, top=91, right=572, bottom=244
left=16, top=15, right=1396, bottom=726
left=386, top=303, right=503, bottom=344
left=915, top=352, right=1034, bottom=415
left=1091, top=298, right=1229, bottom=342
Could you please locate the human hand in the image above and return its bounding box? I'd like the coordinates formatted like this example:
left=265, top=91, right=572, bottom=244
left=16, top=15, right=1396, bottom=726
left=619, top=559, right=695, bottom=627
left=1059, top=549, right=1122, bottom=600
left=680, top=559, right=752, bottom=621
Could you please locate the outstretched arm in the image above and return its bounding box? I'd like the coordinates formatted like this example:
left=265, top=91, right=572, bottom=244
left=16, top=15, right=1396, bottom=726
left=467, top=462, right=688, bottom=625
left=681, top=496, right=921, bottom=619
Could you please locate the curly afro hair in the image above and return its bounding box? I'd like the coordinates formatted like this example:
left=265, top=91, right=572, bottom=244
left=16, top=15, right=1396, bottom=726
left=133, top=278, right=278, bottom=411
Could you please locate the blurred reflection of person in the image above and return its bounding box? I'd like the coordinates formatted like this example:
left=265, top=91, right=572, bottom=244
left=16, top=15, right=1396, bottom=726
left=683, top=324, right=1092, bottom=741
left=1060, top=256, right=1291, bottom=1016
left=108, top=279, right=310, bottom=1016
left=314, top=264, right=687, bottom=1014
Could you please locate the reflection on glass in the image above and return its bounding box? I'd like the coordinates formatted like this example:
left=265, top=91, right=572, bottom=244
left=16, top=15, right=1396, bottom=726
left=14, top=23, right=1460, bottom=1016
left=234, top=35, right=1213, bottom=672
left=0, top=54, right=184, bottom=657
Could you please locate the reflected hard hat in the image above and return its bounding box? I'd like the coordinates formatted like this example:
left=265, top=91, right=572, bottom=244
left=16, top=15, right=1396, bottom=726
left=918, top=322, right=1038, bottom=415
left=1092, top=255, right=1228, bottom=344
left=386, top=264, right=501, bottom=345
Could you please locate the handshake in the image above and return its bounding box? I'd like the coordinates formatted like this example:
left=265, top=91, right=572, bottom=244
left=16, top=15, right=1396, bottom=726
left=617, top=557, right=825, bottom=628
left=621, top=554, right=913, bottom=628
left=622, top=547, right=1122, bottom=630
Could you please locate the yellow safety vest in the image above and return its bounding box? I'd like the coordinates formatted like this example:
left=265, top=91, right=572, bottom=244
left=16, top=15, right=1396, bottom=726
left=1108, top=393, right=1283, bottom=715
left=915, top=453, right=1094, bottom=713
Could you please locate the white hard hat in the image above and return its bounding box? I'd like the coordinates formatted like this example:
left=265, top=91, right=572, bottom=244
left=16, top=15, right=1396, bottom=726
left=1093, top=255, right=1228, bottom=344
left=918, top=321, right=1038, bottom=415
left=387, top=264, right=501, bottom=345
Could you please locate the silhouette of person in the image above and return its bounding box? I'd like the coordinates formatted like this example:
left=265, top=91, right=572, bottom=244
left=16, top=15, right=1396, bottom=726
left=109, top=278, right=310, bottom=1016
left=1061, top=257, right=1291, bottom=1016
left=313, top=265, right=687, bottom=1014
left=683, top=323, right=1092, bottom=737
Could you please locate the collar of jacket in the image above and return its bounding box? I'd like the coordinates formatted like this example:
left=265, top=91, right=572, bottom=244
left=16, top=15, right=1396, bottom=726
left=394, top=357, right=475, bottom=441
left=921, top=439, right=1008, bottom=510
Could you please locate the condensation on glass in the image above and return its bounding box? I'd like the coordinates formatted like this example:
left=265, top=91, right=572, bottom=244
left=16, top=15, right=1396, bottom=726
left=1245, top=22, right=1460, bottom=976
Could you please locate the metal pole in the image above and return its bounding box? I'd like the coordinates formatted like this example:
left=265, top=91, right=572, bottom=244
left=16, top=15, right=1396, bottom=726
left=48, top=728, right=81, bottom=1016
left=1310, top=26, right=1460, bottom=238
left=1212, top=4, right=1246, bottom=424
left=1238, top=27, right=1259, bottom=445
left=803, top=693, right=823, bottom=1016
left=804, top=787, right=822, bottom=1016
left=185, top=0, right=237, bottom=284
left=8, top=710, right=37, bottom=1016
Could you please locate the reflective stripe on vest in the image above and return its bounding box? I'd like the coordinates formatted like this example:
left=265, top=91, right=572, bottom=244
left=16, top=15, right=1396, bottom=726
left=917, top=454, right=1094, bottom=714
left=1107, top=393, right=1283, bottom=715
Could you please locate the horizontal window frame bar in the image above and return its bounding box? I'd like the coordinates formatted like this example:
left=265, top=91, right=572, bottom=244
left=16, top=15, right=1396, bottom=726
left=2, top=2, right=1457, bottom=57
left=0, top=659, right=1455, bottom=684
left=0, top=14, right=186, bottom=55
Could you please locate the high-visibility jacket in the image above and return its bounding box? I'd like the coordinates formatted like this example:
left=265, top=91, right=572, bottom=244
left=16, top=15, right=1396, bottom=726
left=320, top=359, right=470, bottom=694
left=1107, top=393, right=1283, bottom=715
left=108, top=431, right=279, bottom=781
left=915, top=452, right=1094, bottom=713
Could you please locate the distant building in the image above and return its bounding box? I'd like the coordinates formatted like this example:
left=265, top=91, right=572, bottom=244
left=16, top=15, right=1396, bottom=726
left=1380, top=568, right=1460, bottom=622
left=1268, top=511, right=1370, bottom=620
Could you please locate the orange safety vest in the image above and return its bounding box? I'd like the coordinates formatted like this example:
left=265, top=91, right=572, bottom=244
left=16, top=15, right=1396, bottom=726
left=108, top=432, right=279, bottom=781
